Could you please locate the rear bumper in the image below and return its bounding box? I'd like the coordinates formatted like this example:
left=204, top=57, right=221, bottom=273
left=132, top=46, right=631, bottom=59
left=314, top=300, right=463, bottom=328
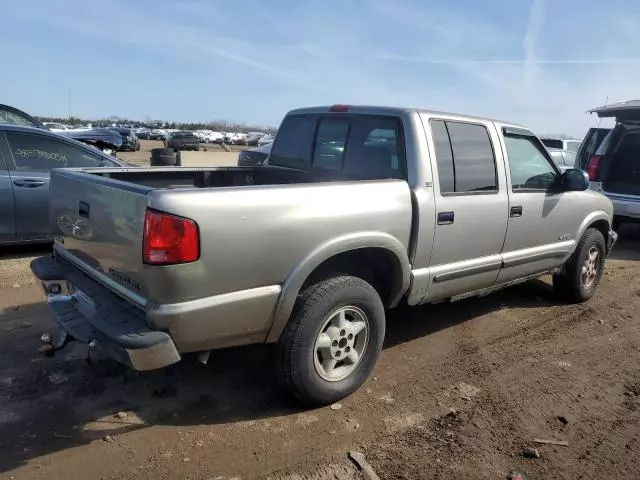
left=606, top=193, right=640, bottom=220
left=30, top=256, right=180, bottom=371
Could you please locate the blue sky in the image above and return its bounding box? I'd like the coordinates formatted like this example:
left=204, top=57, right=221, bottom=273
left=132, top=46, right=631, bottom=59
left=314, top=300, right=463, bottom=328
left=1, top=0, right=639, bottom=135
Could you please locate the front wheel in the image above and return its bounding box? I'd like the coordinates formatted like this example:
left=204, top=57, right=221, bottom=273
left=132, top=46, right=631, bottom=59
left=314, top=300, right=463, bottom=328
left=553, top=228, right=606, bottom=302
left=276, top=275, right=385, bottom=406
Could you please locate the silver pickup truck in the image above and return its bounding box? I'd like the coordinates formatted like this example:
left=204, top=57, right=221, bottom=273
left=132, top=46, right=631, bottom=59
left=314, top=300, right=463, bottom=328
left=31, top=105, right=617, bottom=406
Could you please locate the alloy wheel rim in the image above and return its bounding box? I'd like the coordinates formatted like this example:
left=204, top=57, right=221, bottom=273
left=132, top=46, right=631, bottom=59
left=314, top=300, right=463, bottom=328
left=313, top=306, right=369, bottom=382
left=581, top=245, right=600, bottom=288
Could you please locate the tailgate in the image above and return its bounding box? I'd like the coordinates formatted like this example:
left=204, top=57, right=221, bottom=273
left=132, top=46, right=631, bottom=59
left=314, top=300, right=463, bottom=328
left=50, top=169, right=152, bottom=303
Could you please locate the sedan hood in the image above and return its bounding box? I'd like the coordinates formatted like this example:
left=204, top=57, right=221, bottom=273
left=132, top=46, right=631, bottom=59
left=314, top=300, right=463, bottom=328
left=589, top=100, right=640, bottom=121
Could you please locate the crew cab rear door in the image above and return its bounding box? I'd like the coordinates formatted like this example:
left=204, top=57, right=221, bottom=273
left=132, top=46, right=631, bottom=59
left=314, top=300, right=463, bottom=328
left=419, top=115, right=509, bottom=303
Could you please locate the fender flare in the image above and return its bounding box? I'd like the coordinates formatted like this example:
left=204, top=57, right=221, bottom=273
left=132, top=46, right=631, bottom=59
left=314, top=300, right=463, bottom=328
left=574, top=210, right=611, bottom=252
left=265, top=232, right=411, bottom=342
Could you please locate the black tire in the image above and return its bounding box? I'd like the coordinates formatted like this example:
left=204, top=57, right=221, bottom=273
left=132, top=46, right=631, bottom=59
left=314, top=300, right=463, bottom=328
left=276, top=275, right=385, bottom=406
left=151, top=148, right=174, bottom=156
left=150, top=148, right=177, bottom=166
left=553, top=228, right=606, bottom=303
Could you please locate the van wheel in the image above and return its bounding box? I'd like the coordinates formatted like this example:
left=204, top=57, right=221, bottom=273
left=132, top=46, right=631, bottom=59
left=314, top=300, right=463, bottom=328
left=553, top=228, right=606, bottom=302
left=276, top=275, right=385, bottom=406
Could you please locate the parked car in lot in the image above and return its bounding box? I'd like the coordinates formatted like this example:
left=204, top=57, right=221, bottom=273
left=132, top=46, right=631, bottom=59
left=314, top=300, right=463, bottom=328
left=62, top=128, right=123, bottom=156
left=135, top=128, right=151, bottom=140
left=237, top=142, right=271, bottom=166
left=149, top=129, right=166, bottom=140
left=164, top=131, right=199, bottom=151
left=541, top=137, right=581, bottom=153
left=0, top=124, right=126, bottom=245
left=0, top=103, right=122, bottom=156
left=107, top=127, right=140, bottom=151
left=43, top=122, right=71, bottom=132
left=31, top=105, right=615, bottom=406
left=258, top=134, right=274, bottom=146
left=548, top=148, right=576, bottom=172
left=577, top=100, right=640, bottom=231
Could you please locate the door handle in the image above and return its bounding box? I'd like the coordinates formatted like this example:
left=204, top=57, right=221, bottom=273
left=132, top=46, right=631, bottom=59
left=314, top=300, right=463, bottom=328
left=437, top=211, right=455, bottom=225
left=13, top=179, right=45, bottom=188
left=510, top=206, right=523, bottom=217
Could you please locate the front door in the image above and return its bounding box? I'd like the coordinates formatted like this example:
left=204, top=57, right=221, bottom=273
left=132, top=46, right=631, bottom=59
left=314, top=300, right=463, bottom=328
left=497, top=128, right=580, bottom=283
left=421, top=117, right=509, bottom=302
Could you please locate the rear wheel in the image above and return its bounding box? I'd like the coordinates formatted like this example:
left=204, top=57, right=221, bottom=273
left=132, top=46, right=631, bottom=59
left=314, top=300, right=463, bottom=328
left=553, top=228, right=606, bottom=302
left=276, top=275, right=385, bottom=406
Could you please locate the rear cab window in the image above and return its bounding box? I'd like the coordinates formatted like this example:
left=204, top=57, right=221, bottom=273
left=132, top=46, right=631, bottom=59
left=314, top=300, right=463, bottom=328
left=269, top=114, right=406, bottom=179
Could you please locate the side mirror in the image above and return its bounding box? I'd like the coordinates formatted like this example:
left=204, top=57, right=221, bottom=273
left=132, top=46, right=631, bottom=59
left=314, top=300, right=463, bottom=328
left=563, top=168, right=589, bottom=191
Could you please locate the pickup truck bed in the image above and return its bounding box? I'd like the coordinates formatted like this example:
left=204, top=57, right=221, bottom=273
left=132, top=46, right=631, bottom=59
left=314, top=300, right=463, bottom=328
left=32, top=105, right=616, bottom=406
left=39, top=164, right=411, bottom=358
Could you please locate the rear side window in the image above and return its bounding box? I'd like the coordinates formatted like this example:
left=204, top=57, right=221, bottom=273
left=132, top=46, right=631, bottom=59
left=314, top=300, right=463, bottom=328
left=270, top=114, right=406, bottom=179
left=430, top=120, right=497, bottom=194
left=430, top=120, right=455, bottom=192
left=6, top=132, right=115, bottom=171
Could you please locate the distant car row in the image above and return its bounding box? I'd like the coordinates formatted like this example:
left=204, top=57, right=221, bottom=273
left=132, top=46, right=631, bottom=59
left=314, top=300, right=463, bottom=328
left=135, top=127, right=273, bottom=146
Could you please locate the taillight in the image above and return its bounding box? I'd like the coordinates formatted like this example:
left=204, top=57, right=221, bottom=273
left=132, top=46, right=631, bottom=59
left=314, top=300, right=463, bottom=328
left=586, top=155, right=601, bottom=181
left=143, top=209, right=199, bottom=265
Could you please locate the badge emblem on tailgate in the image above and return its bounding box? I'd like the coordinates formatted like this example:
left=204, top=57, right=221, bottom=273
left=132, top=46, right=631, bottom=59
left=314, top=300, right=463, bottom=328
left=108, top=267, right=141, bottom=291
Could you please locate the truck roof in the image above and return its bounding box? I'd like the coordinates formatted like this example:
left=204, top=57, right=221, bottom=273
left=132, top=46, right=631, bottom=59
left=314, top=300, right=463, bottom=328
left=286, top=105, right=528, bottom=131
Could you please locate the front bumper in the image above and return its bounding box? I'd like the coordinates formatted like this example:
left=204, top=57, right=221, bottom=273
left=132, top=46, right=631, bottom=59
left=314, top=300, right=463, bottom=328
left=30, top=256, right=180, bottom=371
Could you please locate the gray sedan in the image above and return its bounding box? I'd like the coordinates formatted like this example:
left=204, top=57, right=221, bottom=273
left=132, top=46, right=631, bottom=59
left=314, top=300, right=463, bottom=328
left=0, top=124, right=127, bottom=245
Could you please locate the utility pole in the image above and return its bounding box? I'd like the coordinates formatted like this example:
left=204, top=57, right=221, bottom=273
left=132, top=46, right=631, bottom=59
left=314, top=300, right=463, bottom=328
left=68, top=87, right=72, bottom=119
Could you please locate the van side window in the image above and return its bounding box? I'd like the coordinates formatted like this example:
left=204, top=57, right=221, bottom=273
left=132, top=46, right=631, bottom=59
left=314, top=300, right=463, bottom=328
left=430, top=120, right=497, bottom=194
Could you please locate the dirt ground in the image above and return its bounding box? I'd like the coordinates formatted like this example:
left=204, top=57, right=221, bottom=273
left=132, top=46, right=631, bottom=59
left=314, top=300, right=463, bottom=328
left=1, top=226, right=639, bottom=480
left=120, top=140, right=246, bottom=166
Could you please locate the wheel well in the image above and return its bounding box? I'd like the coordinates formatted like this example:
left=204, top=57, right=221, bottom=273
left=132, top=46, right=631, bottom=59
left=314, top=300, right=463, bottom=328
left=588, top=219, right=610, bottom=249
left=300, top=248, right=404, bottom=307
